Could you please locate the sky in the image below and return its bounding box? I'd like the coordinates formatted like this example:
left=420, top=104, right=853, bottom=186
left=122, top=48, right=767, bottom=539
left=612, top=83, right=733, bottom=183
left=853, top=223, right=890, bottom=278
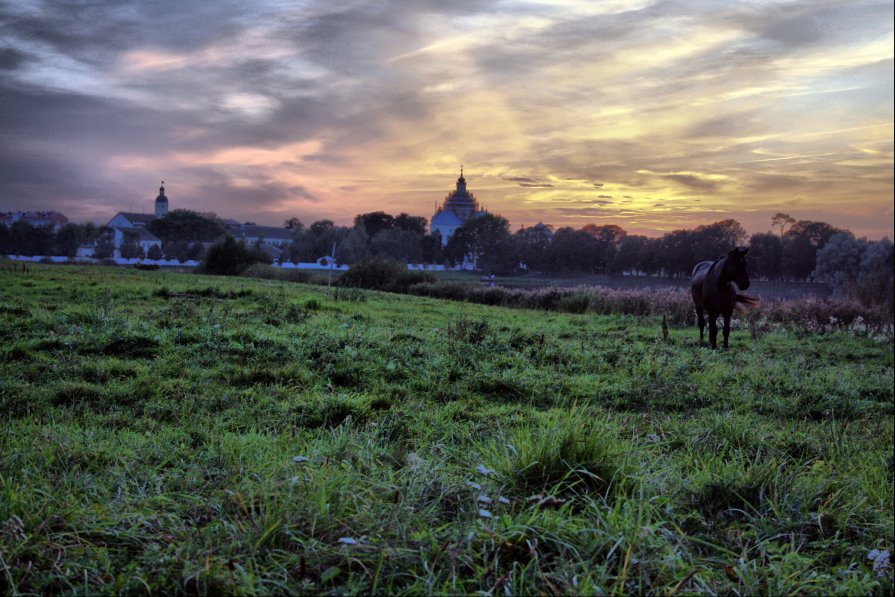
left=1, top=0, right=892, bottom=239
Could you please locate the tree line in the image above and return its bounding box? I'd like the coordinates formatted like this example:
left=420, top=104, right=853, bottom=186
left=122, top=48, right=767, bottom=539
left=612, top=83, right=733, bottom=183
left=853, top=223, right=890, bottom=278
left=2, top=209, right=891, bottom=291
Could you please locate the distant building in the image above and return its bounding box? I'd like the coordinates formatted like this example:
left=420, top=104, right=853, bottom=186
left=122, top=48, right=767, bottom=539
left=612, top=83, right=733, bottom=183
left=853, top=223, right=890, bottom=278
left=0, top=210, right=69, bottom=230
left=430, top=168, right=488, bottom=245
left=105, top=184, right=165, bottom=257
left=235, top=224, right=294, bottom=247
left=155, top=182, right=169, bottom=218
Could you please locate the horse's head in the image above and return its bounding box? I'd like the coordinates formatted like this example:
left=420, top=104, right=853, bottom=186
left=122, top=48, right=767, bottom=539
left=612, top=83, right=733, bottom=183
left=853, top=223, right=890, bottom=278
left=725, top=247, right=751, bottom=290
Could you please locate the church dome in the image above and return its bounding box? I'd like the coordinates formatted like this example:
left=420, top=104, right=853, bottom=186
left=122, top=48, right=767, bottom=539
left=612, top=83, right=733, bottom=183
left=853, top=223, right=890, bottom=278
left=432, top=209, right=463, bottom=226
left=155, top=184, right=168, bottom=203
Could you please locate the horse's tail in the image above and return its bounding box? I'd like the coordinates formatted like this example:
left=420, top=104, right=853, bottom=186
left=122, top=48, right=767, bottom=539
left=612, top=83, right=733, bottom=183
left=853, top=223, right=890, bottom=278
left=735, top=293, right=759, bottom=309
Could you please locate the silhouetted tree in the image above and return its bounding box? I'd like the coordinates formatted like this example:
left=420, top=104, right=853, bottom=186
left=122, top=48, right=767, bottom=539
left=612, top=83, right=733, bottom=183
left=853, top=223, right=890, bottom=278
left=147, top=245, right=163, bottom=260
left=514, top=225, right=553, bottom=271
left=613, top=235, right=651, bottom=274
left=53, top=223, right=81, bottom=258
left=747, top=232, right=783, bottom=280
left=395, top=213, right=428, bottom=236
left=582, top=224, right=627, bottom=272
left=354, top=212, right=395, bottom=238
left=202, top=235, right=271, bottom=275
left=544, top=228, right=600, bottom=273
left=370, top=228, right=422, bottom=262
left=782, top=220, right=846, bottom=280
left=147, top=209, right=226, bottom=243
left=445, top=214, right=515, bottom=273
left=119, top=230, right=143, bottom=259
left=93, top=228, right=115, bottom=259
left=420, top=233, right=444, bottom=264
left=771, top=212, right=796, bottom=238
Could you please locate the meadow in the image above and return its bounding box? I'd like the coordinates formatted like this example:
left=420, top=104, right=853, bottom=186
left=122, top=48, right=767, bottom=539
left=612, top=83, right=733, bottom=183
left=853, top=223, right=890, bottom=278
left=0, top=264, right=892, bottom=594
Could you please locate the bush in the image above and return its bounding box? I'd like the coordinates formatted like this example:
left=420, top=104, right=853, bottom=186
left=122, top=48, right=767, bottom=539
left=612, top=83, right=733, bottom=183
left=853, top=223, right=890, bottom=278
left=337, top=258, right=435, bottom=292
left=202, top=235, right=271, bottom=276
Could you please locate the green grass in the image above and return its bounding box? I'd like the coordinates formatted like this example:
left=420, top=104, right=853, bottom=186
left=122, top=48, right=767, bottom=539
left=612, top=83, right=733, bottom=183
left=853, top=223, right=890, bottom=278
left=0, top=264, right=892, bottom=594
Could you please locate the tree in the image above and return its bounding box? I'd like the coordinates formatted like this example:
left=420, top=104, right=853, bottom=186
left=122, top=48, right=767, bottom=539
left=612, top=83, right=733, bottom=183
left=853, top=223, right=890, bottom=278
left=812, top=233, right=864, bottom=295
left=395, top=213, right=428, bottom=236
left=188, top=242, right=206, bottom=261
left=747, top=232, right=783, bottom=280
left=420, top=233, right=444, bottom=264
left=370, top=228, right=422, bottom=262
left=514, top=225, right=553, bottom=271
left=93, top=228, right=115, bottom=259
left=693, top=219, right=747, bottom=262
left=582, top=224, right=627, bottom=272
left=856, top=239, right=894, bottom=310
left=444, top=214, right=516, bottom=273
left=202, top=235, right=271, bottom=275
left=336, top=228, right=369, bottom=265
left=53, top=223, right=81, bottom=258
left=354, top=212, right=395, bottom=238
left=782, top=220, right=847, bottom=280
left=283, top=217, right=304, bottom=231
left=656, top=229, right=697, bottom=277
left=146, top=209, right=226, bottom=243
left=543, top=228, right=600, bottom=273
left=119, top=230, right=143, bottom=258
left=147, top=245, right=163, bottom=260
left=613, top=235, right=651, bottom=274
left=163, top=240, right=191, bottom=262
left=771, top=212, right=796, bottom=238
left=310, top=219, right=335, bottom=237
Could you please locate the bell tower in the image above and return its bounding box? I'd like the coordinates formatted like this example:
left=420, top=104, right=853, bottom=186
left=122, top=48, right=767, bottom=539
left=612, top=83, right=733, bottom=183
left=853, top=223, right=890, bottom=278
left=155, top=182, right=169, bottom=218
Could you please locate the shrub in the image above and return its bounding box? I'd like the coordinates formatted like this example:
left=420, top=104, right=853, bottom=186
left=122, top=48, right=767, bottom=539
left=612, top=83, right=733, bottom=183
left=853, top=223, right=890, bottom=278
left=337, top=258, right=436, bottom=292
left=338, top=258, right=403, bottom=290
left=202, top=235, right=271, bottom=276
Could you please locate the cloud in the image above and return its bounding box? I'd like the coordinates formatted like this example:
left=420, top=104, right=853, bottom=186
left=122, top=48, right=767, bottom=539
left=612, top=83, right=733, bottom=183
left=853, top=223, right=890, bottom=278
left=0, top=0, right=890, bottom=239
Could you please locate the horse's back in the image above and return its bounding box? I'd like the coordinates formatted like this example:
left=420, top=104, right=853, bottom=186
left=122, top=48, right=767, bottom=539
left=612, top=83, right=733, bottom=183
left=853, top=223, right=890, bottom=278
left=691, top=261, right=712, bottom=279
left=691, top=261, right=713, bottom=308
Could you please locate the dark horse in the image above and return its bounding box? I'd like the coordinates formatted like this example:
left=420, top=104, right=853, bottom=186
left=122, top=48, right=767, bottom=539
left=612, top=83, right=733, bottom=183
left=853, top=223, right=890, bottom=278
left=691, top=247, right=756, bottom=349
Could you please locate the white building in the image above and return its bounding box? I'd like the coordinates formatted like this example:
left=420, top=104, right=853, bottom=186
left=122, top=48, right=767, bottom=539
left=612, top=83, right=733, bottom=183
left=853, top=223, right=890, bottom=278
left=430, top=168, right=488, bottom=246
left=105, top=184, right=166, bottom=257
left=1, top=210, right=69, bottom=230
left=235, top=224, right=294, bottom=247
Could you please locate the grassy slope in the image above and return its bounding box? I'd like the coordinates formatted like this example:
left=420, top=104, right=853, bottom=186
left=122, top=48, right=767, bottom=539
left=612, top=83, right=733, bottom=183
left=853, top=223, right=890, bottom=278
left=1, top=265, right=892, bottom=594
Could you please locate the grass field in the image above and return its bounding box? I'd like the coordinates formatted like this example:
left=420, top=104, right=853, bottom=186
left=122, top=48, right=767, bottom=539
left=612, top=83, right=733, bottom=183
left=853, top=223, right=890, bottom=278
left=1, top=265, right=892, bottom=594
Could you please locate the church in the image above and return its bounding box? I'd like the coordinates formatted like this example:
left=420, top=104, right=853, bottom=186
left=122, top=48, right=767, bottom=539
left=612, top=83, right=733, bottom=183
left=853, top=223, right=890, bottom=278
left=430, top=168, right=488, bottom=245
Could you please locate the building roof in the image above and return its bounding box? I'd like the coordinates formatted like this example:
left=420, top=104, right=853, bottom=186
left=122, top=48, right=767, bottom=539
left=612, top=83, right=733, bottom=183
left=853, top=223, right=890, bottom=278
left=239, top=225, right=294, bottom=240
left=118, top=227, right=161, bottom=242
left=1, top=210, right=69, bottom=227
left=112, top=212, right=157, bottom=225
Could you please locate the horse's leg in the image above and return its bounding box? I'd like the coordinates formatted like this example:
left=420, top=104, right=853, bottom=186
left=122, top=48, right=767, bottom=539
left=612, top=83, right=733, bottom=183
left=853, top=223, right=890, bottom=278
left=722, top=310, right=731, bottom=349
left=696, top=306, right=706, bottom=344
left=707, top=310, right=719, bottom=349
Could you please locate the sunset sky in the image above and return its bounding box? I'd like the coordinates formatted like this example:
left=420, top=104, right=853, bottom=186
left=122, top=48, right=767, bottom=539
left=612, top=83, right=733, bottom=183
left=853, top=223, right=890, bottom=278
left=1, top=0, right=892, bottom=238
